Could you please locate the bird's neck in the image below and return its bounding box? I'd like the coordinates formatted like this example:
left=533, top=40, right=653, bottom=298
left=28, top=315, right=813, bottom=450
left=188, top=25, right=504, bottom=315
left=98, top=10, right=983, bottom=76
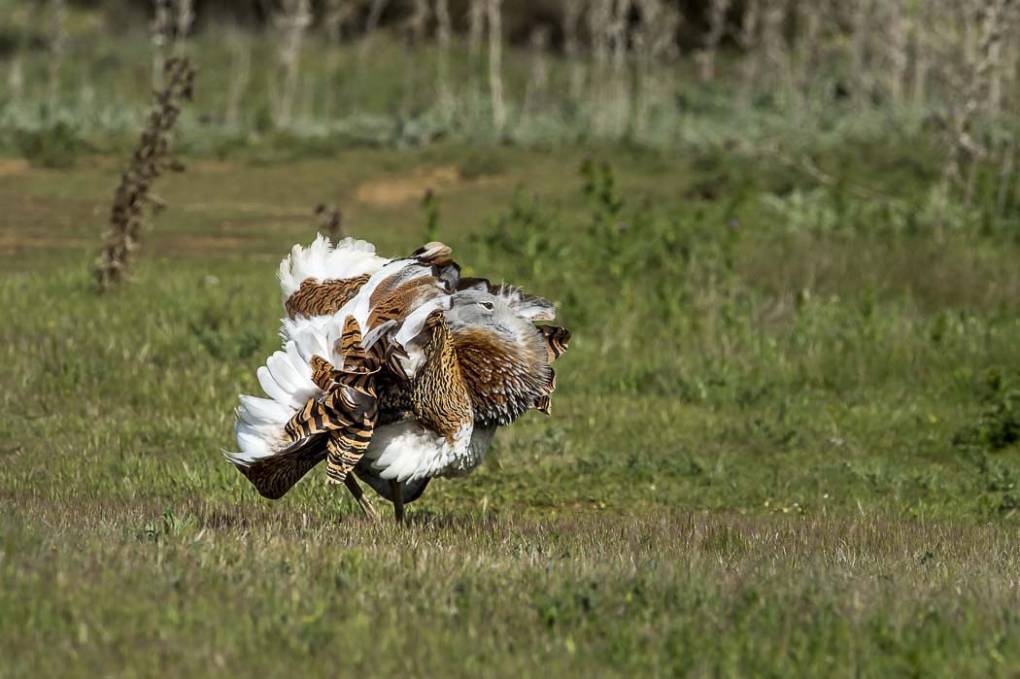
left=452, top=328, right=549, bottom=427
left=411, top=320, right=473, bottom=440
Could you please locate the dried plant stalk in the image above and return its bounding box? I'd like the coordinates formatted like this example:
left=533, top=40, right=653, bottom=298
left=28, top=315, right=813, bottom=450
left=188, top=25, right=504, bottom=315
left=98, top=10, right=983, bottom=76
left=761, top=0, right=791, bottom=102
left=467, top=0, right=486, bottom=107
left=609, top=0, right=632, bottom=136
left=357, top=0, right=391, bottom=89
left=882, top=0, right=908, bottom=104
left=487, top=0, right=506, bottom=133
left=792, top=0, right=823, bottom=105
left=697, top=0, right=730, bottom=82
left=588, top=0, right=613, bottom=134
left=561, top=0, right=586, bottom=102
left=633, top=0, right=681, bottom=134
left=403, top=0, right=430, bottom=116
left=435, top=0, right=454, bottom=119
left=737, top=0, right=760, bottom=107
left=95, top=57, right=195, bottom=292
left=274, top=0, right=312, bottom=127
left=47, top=0, right=67, bottom=108
left=323, top=0, right=356, bottom=117
left=174, top=0, right=195, bottom=43
left=7, top=57, right=24, bottom=101
left=6, top=2, right=37, bottom=101
left=995, top=135, right=1016, bottom=216
left=225, top=29, right=251, bottom=128
left=941, top=0, right=1014, bottom=206
left=151, top=0, right=172, bottom=88
left=522, top=26, right=551, bottom=116
left=468, top=0, right=485, bottom=61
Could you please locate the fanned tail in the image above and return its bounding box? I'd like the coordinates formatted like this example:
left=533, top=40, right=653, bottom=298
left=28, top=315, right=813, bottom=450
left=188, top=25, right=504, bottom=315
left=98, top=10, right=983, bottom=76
left=278, top=234, right=387, bottom=302
left=234, top=438, right=327, bottom=499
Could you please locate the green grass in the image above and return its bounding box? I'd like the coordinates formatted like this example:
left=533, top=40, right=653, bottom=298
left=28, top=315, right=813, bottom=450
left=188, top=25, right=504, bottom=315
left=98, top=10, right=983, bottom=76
left=1, top=142, right=1019, bottom=677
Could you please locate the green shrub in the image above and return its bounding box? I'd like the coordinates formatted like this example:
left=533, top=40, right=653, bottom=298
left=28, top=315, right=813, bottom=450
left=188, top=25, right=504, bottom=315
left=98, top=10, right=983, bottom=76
left=15, top=120, right=84, bottom=168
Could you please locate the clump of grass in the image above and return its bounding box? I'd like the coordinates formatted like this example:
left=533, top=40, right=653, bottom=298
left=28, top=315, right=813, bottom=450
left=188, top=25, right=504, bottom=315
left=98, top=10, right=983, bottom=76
left=3, top=145, right=1020, bottom=674
left=14, top=120, right=82, bottom=168
left=954, top=369, right=1020, bottom=452
left=457, top=151, right=505, bottom=180
left=94, top=56, right=195, bottom=292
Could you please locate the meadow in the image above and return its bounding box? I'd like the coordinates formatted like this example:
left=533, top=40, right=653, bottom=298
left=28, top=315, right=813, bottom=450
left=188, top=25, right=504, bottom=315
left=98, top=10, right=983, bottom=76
left=2, top=1, right=1020, bottom=676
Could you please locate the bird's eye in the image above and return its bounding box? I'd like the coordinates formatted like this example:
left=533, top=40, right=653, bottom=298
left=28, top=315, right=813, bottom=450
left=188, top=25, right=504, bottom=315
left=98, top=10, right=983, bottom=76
left=479, top=301, right=494, bottom=310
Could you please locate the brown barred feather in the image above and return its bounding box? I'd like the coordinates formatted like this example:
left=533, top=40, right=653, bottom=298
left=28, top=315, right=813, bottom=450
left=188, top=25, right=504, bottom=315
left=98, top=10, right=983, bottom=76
left=452, top=326, right=552, bottom=426
left=411, top=311, right=473, bottom=441
left=367, top=275, right=444, bottom=327
left=325, top=317, right=380, bottom=482
left=334, top=316, right=379, bottom=375
left=324, top=417, right=375, bottom=484
left=284, top=274, right=370, bottom=318
left=309, top=355, right=334, bottom=391
left=539, top=325, right=571, bottom=362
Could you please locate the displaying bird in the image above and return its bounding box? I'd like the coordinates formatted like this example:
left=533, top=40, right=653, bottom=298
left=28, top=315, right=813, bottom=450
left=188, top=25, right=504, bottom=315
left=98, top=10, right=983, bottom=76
left=225, top=235, right=570, bottom=522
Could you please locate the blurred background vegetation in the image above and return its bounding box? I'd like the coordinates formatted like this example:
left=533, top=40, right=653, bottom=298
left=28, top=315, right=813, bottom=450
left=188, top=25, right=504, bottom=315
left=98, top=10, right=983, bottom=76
left=3, top=0, right=1018, bottom=233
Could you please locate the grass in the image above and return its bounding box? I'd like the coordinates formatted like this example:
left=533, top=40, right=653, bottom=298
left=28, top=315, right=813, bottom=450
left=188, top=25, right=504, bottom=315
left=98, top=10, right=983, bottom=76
left=1, top=140, right=1019, bottom=676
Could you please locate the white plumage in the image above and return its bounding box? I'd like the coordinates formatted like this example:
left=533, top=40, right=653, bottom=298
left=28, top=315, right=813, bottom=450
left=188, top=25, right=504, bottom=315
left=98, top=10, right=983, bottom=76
left=277, top=235, right=386, bottom=300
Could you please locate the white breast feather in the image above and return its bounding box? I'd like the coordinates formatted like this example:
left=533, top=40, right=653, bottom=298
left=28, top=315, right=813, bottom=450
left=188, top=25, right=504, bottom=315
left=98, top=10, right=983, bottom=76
left=362, top=421, right=497, bottom=482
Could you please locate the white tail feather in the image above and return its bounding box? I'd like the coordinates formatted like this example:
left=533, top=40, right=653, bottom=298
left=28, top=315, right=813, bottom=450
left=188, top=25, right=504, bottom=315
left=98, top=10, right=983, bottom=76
left=278, top=234, right=387, bottom=299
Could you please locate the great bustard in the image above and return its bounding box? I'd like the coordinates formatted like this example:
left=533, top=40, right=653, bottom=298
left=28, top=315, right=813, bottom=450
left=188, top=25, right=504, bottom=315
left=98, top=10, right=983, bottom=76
left=225, top=236, right=570, bottom=521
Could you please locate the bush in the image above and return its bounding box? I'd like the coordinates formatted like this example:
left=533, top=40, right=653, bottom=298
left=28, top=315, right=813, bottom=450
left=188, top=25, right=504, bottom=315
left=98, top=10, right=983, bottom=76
left=15, top=121, right=84, bottom=168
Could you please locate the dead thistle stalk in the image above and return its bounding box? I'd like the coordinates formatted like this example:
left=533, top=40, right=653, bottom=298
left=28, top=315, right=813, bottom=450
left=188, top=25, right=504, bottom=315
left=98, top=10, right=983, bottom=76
left=697, top=0, right=730, bottom=82
left=47, top=0, right=67, bottom=108
left=940, top=0, right=1014, bottom=209
left=487, top=0, right=506, bottom=133
left=274, top=0, right=312, bottom=127
left=95, top=57, right=195, bottom=292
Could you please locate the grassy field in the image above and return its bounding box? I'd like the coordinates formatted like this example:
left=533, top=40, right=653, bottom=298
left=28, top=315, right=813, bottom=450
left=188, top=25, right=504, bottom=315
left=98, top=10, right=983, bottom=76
left=1, top=140, right=1019, bottom=676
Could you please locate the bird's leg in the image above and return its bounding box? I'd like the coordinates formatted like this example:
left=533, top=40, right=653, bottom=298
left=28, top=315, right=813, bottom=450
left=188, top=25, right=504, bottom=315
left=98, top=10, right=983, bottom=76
left=390, top=480, right=405, bottom=524
left=344, top=475, right=378, bottom=521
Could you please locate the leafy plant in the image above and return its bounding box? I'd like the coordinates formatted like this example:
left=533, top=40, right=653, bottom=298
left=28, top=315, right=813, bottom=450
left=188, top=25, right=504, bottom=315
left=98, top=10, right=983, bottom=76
left=15, top=120, right=83, bottom=168
left=954, top=369, right=1020, bottom=452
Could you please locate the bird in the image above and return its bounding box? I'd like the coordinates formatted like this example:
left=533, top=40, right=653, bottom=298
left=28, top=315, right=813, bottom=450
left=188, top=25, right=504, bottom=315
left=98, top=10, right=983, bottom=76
left=225, top=235, right=570, bottom=522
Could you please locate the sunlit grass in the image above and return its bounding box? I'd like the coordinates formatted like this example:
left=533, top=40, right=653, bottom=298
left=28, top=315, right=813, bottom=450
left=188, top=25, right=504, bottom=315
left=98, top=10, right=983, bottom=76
left=1, top=145, right=1018, bottom=676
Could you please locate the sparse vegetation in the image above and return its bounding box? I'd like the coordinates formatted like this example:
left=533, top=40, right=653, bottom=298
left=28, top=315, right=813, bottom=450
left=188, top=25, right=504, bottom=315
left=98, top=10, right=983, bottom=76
left=2, top=145, right=1019, bottom=674
left=1, top=0, right=1019, bottom=675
